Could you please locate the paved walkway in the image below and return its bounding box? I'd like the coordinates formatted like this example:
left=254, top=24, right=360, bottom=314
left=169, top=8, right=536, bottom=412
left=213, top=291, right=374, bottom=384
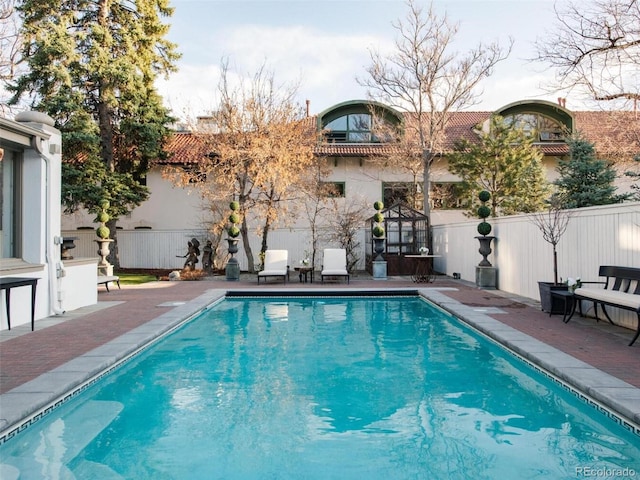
left=1, top=273, right=639, bottom=438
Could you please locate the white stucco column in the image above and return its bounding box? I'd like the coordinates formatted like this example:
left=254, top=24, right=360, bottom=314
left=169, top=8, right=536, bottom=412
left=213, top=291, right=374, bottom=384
left=15, top=111, right=64, bottom=315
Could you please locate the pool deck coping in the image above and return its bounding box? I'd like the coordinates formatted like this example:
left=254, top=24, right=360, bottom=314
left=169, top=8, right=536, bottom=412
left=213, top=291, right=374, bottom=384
left=1, top=284, right=639, bottom=442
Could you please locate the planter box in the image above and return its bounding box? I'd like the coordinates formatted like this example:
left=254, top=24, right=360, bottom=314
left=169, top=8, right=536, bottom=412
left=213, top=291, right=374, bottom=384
left=476, top=266, right=498, bottom=289
left=538, top=281, right=569, bottom=314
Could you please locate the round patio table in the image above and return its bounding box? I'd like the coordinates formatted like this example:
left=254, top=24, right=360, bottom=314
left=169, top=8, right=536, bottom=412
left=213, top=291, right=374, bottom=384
left=405, top=255, right=441, bottom=283
left=294, top=266, right=314, bottom=283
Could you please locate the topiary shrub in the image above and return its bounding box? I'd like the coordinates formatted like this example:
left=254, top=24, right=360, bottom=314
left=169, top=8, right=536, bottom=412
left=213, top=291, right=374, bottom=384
left=476, top=191, right=492, bottom=236
left=95, top=199, right=111, bottom=239
left=477, top=221, right=492, bottom=236
left=477, top=205, right=491, bottom=219
left=227, top=201, right=241, bottom=238
left=478, top=190, right=490, bottom=203
left=372, top=201, right=385, bottom=238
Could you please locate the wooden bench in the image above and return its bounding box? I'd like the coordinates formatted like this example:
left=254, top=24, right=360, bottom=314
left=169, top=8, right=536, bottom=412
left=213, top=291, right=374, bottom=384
left=567, top=266, right=640, bottom=346
left=97, top=275, right=121, bottom=292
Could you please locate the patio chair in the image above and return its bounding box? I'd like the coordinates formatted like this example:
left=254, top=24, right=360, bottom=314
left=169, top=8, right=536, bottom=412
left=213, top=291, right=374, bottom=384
left=321, top=248, right=350, bottom=284
left=257, top=250, right=289, bottom=284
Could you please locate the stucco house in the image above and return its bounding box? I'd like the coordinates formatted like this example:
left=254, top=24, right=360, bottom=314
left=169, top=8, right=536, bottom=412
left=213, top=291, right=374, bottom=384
left=60, top=99, right=637, bottom=272
left=1, top=111, right=97, bottom=331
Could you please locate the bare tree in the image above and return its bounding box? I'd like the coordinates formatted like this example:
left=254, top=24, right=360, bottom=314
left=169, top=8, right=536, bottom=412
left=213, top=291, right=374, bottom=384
left=359, top=0, right=512, bottom=218
left=0, top=0, right=23, bottom=113
left=300, top=160, right=335, bottom=271
left=529, top=199, right=573, bottom=285
left=166, top=61, right=316, bottom=272
left=366, top=107, right=424, bottom=210
left=323, top=198, right=369, bottom=274
left=535, top=0, right=640, bottom=106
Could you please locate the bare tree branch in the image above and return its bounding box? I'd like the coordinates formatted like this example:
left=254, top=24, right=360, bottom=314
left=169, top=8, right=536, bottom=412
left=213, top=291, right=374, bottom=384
left=529, top=199, right=573, bottom=285
left=359, top=0, right=512, bottom=217
left=0, top=0, right=24, bottom=113
left=535, top=0, right=640, bottom=106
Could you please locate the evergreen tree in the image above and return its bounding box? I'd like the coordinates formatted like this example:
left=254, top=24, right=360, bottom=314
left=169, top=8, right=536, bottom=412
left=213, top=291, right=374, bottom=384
left=624, top=154, right=640, bottom=201
left=447, top=115, right=549, bottom=216
left=554, top=135, right=629, bottom=208
left=10, top=0, right=180, bottom=265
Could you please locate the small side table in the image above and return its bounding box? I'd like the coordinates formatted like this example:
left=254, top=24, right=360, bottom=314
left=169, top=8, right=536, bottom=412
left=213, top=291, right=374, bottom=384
left=405, top=255, right=441, bottom=283
left=550, top=290, right=575, bottom=323
left=294, top=266, right=314, bottom=283
left=0, top=277, right=39, bottom=331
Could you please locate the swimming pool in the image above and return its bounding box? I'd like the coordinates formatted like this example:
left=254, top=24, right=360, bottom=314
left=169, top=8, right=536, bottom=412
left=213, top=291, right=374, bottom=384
left=1, top=295, right=639, bottom=479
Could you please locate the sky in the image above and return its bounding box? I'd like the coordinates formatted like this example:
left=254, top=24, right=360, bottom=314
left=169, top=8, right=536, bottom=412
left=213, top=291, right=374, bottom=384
left=156, top=0, right=579, bottom=121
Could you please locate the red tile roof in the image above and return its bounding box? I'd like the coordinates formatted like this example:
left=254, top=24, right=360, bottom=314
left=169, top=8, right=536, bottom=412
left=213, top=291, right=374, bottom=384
left=163, top=132, right=212, bottom=165
left=159, top=110, right=635, bottom=165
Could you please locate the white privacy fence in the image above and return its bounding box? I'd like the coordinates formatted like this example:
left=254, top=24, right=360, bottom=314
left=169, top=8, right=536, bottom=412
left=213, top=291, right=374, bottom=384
left=64, top=202, right=639, bottom=327
left=432, top=202, right=640, bottom=329
left=63, top=228, right=366, bottom=272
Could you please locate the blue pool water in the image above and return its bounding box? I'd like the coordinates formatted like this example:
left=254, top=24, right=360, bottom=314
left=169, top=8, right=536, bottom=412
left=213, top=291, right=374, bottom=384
left=1, top=296, right=639, bottom=479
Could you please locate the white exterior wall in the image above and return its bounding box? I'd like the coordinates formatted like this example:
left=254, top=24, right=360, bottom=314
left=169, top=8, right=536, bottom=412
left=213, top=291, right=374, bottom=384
left=59, top=259, right=98, bottom=311
left=61, top=157, right=470, bottom=233
left=1, top=113, right=97, bottom=331
left=61, top=167, right=211, bottom=231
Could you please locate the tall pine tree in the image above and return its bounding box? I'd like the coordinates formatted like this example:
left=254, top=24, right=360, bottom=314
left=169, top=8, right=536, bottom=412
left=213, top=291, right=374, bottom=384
left=10, top=0, right=180, bottom=266
left=554, top=135, right=629, bottom=208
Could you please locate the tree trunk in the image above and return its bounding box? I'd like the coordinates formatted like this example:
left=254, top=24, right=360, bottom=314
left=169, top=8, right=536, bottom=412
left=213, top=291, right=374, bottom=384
left=260, top=221, right=272, bottom=258
left=422, top=148, right=432, bottom=219
left=106, top=218, right=120, bottom=268
left=240, top=217, right=254, bottom=272
left=96, top=0, right=115, bottom=174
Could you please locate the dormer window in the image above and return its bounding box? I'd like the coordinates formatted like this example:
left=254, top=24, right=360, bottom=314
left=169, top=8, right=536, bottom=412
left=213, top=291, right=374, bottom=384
left=503, top=113, right=566, bottom=142
left=325, top=113, right=373, bottom=143
left=496, top=101, right=574, bottom=143
left=318, top=100, right=403, bottom=145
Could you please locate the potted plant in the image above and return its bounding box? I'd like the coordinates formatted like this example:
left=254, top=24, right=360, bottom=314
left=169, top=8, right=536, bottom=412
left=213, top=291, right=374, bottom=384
left=371, top=201, right=387, bottom=279
left=475, top=191, right=494, bottom=267
left=474, top=191, right=497, bottom=288
left=372, top=201, right=385, bottom=260
left=94, top=199, right=114, bottom=275
left=225, top=200, right=241, bottom=281
left=529, top=198, right=572, bottom=313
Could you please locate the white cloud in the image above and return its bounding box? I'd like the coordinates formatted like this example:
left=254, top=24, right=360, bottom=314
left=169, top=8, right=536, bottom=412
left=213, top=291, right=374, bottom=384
left=157, top=23, right=392, bottom=119
left=156, top=1, right=592, bottom=121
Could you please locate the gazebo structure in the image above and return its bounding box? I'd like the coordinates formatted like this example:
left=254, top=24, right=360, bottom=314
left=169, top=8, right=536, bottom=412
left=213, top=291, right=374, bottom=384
left=365, top=202, right=429, bottom=276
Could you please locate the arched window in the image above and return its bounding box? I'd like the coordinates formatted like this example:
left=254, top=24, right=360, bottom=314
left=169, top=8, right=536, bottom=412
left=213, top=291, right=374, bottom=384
left=318, top=101, right=402, bottom=144
left=497, top=100, right=574, bottom=143
left=503, top=113, right=566, bottom=142
left=325, top=113, right=372, bottom=143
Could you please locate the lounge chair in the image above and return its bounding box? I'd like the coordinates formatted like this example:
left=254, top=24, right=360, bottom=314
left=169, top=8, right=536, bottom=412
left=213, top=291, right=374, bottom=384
left=321, top=248, right=350, bottom=284
left=257, top=250, right=289, bottom=284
